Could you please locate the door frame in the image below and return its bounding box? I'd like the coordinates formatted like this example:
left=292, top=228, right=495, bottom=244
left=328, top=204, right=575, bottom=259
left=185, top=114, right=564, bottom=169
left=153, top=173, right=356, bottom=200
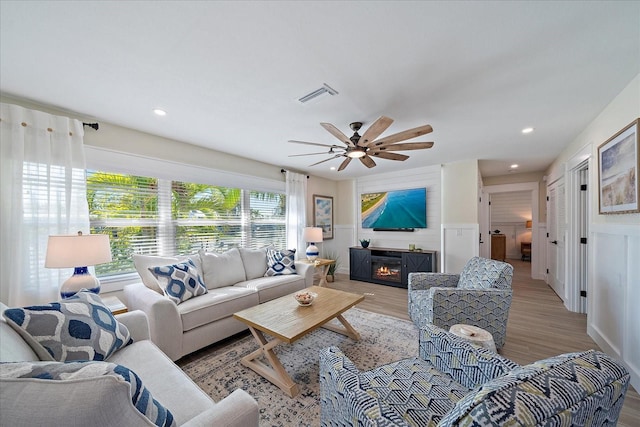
left=566, top=145, right=592, bottom=313
left=480, top=182, right=540, bottom=279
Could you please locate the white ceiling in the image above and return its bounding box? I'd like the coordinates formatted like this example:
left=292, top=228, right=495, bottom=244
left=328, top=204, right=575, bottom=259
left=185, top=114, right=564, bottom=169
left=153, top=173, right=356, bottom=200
left=1, top=1, right=639, bottom=180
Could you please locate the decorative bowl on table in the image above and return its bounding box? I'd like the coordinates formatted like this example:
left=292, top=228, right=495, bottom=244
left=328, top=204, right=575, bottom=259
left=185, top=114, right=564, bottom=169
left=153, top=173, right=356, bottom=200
left=294, top=290, right=317, bottom=306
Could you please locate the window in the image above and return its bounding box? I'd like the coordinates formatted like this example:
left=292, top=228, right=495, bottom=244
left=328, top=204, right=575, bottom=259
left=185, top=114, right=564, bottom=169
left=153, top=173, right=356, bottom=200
left=87, top=171, right=286, bottom=277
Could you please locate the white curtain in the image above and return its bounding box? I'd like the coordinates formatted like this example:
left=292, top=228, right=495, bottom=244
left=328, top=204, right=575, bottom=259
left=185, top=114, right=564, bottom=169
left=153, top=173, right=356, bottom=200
left=285, top=171, right=307, bottom=256
left=0, top=103, right=89, bottom=306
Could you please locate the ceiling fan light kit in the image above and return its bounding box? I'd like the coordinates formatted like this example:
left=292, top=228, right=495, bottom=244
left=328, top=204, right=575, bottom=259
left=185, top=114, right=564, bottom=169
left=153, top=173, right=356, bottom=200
left=289, top=116, right=434, bottom=171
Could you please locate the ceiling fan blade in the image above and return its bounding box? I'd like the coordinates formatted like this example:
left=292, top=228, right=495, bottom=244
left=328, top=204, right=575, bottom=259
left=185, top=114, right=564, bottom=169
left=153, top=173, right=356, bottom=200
left=288, top=140, right=343, bottom=149
left=320, top=123, right=355, bottom=147
left=368, top=124, right=433, bottom=146
left=369, top=152, right=409, bottom=161
left=369, top=142, right=434, bottom=151
left=288, top=151, right=336, bottom=157
left=360, top=155, right=376, bottom=168
left=357, top=116, right=394, bottom=147
left=338, top=157, right=352, bottom=171
left=308, top=154, right=343, bottom=167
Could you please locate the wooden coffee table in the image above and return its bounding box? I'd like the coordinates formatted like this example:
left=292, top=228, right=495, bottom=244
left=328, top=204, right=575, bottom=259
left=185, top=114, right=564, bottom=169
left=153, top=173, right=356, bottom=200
left=233, top=286, right=364, bottom=397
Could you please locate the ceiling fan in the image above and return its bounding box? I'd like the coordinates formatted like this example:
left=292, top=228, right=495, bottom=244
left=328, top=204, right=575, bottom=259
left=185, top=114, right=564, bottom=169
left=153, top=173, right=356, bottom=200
left=288, top=116, right=434, bottom=171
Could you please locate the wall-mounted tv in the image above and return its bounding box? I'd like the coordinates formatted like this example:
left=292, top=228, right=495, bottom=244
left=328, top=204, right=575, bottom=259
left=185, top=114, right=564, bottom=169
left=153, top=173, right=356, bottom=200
left=361, top=187, right=427, bottom=230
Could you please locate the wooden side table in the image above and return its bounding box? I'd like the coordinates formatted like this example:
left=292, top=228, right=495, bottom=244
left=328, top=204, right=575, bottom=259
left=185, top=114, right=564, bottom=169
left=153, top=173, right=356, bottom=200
left=300, top=258, right=336, bottom=287
left=102, top=295, right=128, bottom=315
left=449, top=324, right=496, bottom=353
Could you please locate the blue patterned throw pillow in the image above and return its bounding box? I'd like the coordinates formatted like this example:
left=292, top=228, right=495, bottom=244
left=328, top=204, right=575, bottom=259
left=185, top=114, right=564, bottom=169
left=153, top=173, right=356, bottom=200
left=265, top=248, right=297, bottom=276
left=0, top=361, right=176, bottom=427
left=149, top=259, right=207, bottom=304
left=2, top=291, right=132, bottom=362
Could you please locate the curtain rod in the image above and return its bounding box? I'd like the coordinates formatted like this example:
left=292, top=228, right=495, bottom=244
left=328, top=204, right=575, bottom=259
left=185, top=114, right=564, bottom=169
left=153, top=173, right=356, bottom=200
left=280, top=168, right=309, bottom=179
left=83, top=122, right=99, bottom=131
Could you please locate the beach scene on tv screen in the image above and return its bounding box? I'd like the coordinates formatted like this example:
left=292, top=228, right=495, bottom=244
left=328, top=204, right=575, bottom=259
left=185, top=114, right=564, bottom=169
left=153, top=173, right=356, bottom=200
left=361, top=188, right=427, bottom=229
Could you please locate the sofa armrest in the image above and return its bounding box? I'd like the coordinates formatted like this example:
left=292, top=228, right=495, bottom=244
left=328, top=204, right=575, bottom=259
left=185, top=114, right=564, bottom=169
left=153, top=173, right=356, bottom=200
left=419, top=323, right=519, bottom=390
left=124, top=283, right=183, bottom=361
left=294, top=262, right=314, bottom=288
left=408, top=272, right=459, bottom=291
left=181, top=389, right=258, bottom=427
left=115, top=310, right=150, bottom=342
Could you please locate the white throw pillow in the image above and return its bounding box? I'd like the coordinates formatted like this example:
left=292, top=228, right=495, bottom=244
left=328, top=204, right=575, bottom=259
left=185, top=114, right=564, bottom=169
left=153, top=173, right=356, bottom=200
left=133, top=254, right=201, bottom=294
left=199, top=248, right=247, bottom=289
left=238, top=247, right=269, bottom=280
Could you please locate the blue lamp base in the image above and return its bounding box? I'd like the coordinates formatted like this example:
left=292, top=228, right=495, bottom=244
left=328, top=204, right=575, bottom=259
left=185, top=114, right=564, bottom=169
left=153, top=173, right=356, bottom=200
left=60, top=266, right=101, bottom=299
left=306, top=243, right=319, bottom=261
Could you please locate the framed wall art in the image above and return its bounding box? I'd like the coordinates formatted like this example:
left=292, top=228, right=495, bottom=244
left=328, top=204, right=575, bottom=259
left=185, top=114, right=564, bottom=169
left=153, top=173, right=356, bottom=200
left=598, top=118, right=639, bottom=214
left=313, top=194, right=333, bottom=240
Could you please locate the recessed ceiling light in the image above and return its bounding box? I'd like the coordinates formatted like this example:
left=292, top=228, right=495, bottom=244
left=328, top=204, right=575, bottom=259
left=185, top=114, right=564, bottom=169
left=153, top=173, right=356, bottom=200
left=153, top=108, right=167, bottom=116
left=510, top=164, right=519, bottom=169
left=522, top=127, right=534, bottom=134
left=330, top=166, right=336, bottom=171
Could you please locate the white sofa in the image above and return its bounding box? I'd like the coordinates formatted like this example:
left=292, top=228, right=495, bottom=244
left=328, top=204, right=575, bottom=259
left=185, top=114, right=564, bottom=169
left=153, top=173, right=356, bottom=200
left=124, top=247, right=314, bottom=361
left=0, top=303, right=259, bottom=427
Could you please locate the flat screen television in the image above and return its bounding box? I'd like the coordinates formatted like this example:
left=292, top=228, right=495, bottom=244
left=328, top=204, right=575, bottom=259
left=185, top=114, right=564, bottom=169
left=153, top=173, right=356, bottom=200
left=361, top=187, right=427, bottom=230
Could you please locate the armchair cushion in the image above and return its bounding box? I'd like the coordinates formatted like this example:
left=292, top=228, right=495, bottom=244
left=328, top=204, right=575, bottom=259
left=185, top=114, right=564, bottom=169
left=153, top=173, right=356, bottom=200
left=3, top=291, right=132, bottom=362
left=0, top=360, right=176, bottom=427
left=440, top=350, right=630, bottom=426
left=149, top=259, right=208, bottom=305
left=458, top=256, right=513, bottom=290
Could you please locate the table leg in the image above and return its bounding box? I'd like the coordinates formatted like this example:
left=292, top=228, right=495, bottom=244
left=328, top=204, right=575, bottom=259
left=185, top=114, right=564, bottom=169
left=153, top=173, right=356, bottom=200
left=241, top=326, right=299, bottom=397
left=321, top=313, right=361, bottom=341
left=318, top=264, right=329, bottom=287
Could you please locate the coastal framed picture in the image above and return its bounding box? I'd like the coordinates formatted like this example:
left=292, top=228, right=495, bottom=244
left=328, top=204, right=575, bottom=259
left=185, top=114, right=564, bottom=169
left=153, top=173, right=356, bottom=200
left=598, top=119, right=639, bottom=214
left=313, top=194, right=333, bottom=240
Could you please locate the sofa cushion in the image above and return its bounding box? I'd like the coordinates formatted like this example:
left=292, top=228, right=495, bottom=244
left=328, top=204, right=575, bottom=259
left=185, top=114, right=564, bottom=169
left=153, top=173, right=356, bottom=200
left=149, top=259, right=208, bottom=305
left=199, top=248, right=247, bottom=289
left=134, top=254, right=202, bottom=294
left=359, top=357, right=469, bottom=426
left=0, top=360, right=176, bottom=427
left=109, top=339, right=216, bottom=425
left=238, top=247, right=268, bottom=280
left=265, top=248, right=297, bottom=276
left=2, top=291, right=132, bottom=362
left=235, top=275, right=306, bottom=303
left=1, top=303, right=39, bottom=362
left=177, top=287, right=259, bottom=332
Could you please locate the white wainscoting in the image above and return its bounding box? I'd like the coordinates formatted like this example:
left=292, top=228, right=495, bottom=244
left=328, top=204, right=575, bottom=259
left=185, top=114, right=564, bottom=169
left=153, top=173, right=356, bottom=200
left=441, top=223, right=479, bottom=273
left=588, top=223, right=640, bottom=391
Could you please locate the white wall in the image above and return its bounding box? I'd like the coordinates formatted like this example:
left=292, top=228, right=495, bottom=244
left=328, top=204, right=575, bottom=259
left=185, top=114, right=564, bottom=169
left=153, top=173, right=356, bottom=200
left=546, top=73, right=640, bottom=390
left=356, top=165, right=441, bottom=257
left=441, top=160, right=479, bottom=272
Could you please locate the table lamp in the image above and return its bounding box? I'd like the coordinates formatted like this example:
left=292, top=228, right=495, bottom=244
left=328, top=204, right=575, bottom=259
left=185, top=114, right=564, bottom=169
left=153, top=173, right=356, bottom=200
left=45, top=231, right=113, bottom=299
left=303, top=227, right=323, bottom=261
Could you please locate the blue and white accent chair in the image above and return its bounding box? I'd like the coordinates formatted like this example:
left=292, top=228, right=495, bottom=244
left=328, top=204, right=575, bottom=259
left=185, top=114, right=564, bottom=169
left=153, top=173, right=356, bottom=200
left=408, top=256, right=513, bottom=348
left=319, top=324, right=630, bottom=426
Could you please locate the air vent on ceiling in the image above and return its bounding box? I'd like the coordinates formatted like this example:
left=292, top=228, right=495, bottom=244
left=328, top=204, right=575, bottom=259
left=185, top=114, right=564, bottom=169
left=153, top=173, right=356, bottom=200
left=298, top=83, right=338, bottom=104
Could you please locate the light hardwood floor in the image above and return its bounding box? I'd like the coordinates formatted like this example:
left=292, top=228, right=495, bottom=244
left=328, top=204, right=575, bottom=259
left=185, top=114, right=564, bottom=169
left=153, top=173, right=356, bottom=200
left=327, top=259, right=640, bottom=425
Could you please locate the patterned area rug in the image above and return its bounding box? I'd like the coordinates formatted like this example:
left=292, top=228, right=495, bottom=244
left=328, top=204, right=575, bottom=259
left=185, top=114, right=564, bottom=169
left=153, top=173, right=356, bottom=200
left=179, top=308, right=418, bottom=426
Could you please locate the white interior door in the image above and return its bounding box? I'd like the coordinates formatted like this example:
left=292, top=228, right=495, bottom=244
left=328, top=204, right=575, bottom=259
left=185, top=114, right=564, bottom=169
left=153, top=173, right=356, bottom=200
left=548, top=178, right=566, bottom=301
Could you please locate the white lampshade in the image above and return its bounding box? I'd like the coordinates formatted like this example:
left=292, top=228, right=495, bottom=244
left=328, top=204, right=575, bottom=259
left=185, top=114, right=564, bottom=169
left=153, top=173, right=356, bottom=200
left=303, top=227, right=323, bottom=261
left=45, top=232, right=112, bottom=299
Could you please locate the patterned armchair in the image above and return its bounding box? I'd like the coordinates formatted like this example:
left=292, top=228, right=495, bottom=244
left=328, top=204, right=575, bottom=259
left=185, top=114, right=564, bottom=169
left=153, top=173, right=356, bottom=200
left=408, top=256, right=513, bottom=348
left=319, top=324, right=630, bottom=426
